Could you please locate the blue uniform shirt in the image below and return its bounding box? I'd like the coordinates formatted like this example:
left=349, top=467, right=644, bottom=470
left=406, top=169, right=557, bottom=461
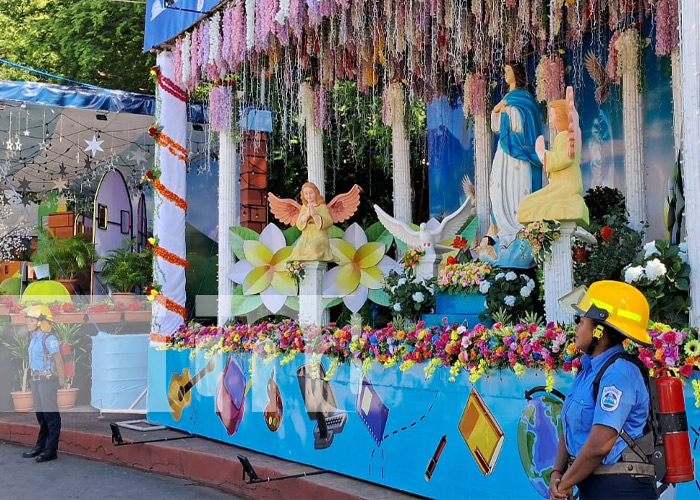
left=562, top=344, right=650, bottom=465
left=28, top=331, right=60, bottom=371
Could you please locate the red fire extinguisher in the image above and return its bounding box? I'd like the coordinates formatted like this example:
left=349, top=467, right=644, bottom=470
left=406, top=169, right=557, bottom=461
left=655, top=368, right=694, bottom=483
left=60, top=343, right=75, bottom=379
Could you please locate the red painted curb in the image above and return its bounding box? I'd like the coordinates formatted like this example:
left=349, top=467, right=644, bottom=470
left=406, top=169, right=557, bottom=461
left=0, top=420, right=367, bottom=500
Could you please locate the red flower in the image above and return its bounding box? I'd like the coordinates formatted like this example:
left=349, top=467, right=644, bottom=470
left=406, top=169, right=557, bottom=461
left=446, top=256, right=458, bottom=266
left=115, top=302, right=128, bottom=312
left=452, top=236, right=468, bottom=250
left=61, top=303, right=76, bottom=313
left=600, top=226, right=613, bottom=242
left=146, top=171, right=154, bottom=180
left=679, top=365, right=693, bottom=378
left=573, top=247, right=587, bottom=262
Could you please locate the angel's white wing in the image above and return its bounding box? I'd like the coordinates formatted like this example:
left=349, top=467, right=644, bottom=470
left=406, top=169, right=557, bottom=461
left=374, top=204, right=421, bottom=247
left=432, top=196, right=473, bottom=242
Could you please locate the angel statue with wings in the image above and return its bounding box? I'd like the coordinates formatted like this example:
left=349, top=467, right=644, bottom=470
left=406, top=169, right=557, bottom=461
left=518, top=86, right=589, bottom=226
left=268, top=182, right=361, bottom=262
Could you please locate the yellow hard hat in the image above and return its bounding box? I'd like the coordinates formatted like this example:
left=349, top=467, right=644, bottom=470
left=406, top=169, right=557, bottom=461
left=563, top=280, right=651, bottom=346
left=24, top=305, right=54, bottom=332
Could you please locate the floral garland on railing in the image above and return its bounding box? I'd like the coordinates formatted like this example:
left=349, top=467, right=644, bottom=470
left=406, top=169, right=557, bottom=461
left=163, top=319, right=700, bottom=400
left=518, top=220, right=561, bottom=266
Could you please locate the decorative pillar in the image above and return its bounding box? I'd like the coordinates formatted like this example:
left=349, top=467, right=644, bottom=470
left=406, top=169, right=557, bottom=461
left=298, top=262, right=329, bottom=326
left=679, top=0, right=700, bottom=326
left=617, top=29, right=646, bottom=231
left=384, top=82, right=412, bottom=223
left=151, top=51, right=188, bottom=344
left=671, top=48, right=683, bottom=153
left=543, top=222, right=576, bottom=324
left=416, top=253, right=440, bottom=282
left=473, top=114, right=493, bottom=239
left=218, top=131, right=239, bottom=327
left=299, top=82, right=324, bottom=197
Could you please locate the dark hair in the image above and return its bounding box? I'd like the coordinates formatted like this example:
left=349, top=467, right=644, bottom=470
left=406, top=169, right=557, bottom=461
left=506, top=62, right=528, bottom=90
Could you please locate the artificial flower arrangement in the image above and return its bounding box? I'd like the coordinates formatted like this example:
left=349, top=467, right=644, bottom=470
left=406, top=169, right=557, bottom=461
left=163, top=319, right=700, bottom=403
left=479, top=270, right=541, bottom=325
left=623, top=240, right=690, bottom=328
left=384, top=247, right=435, bottom=322
left=285, top=261, right=306, bottom=289
left=518, top=220, right=561, bottom=265
left=436, top=261, right=492, bottom=295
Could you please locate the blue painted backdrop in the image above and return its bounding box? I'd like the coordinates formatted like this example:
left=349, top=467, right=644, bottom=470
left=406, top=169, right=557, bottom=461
left=148, top=348, right=700, bottom=499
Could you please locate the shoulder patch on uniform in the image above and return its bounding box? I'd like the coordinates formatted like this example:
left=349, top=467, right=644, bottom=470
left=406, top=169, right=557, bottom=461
left=600, top=385, right=623, bottom=412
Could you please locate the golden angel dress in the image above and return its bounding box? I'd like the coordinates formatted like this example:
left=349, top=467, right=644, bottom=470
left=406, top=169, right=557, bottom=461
left=290, top=204, right=335, bottom=261
left=517, top=131, right=589, bottom=225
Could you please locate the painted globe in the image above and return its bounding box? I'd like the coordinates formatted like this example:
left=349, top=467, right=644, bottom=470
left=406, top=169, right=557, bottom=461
left=517, top=392, right=564, bottom=498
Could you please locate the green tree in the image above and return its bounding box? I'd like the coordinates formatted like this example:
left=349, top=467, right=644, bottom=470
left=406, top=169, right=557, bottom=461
left=0, top=0, right=153, bottom=93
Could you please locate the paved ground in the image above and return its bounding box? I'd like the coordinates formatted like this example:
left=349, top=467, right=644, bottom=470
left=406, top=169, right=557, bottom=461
left=0, top=409, right=420, bottom=500
left=0, top=441, right=242, bottom=500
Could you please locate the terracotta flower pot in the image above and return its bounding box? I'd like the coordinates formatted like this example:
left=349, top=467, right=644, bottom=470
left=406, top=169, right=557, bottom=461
left=57, top=279, right=79, bottom=294
left=57, top=388, right=79, bottom=410
left=85, top=311, right=121, bottom=323
left=0, top=304, right=10, bottom=315
left=123, top=310, right=152, bottom=323
left=112, top=292, right=137, bottom=308
left=53, top=312, right=86, bottom=324
left=9, top=314, right=27, bottom=325
left=11, top=391, right=33, bottom=412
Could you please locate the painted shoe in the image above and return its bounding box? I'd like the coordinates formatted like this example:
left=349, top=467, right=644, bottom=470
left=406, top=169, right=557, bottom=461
left=35, top=450, right=57, bottom=463
left=22, top=446, right=44, bottom=458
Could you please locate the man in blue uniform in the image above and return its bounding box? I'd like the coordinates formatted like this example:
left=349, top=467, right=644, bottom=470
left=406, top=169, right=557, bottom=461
left=22, top=305, right=65, bottom=463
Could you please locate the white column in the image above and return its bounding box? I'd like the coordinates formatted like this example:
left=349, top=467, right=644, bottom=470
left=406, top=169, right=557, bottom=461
left=474, top=114, right=492, bottom=239
left=299, top=82, right=324, bottom=197
left=618, top=29, right=646, bottom=231
left=679, top=0, right=700, bottom=326
left=217, top=131, right=239, bottom=327
left=298, top=262, right=329, bottom=326
left=151, top=51, right=187, bottom=344
left=385, top=82, right=412, bottom=223
left=671, top=48, right=683, bottom=153
left=543, top=222, right=576, bottom=325
left=416, top=253, right=440, bottom=281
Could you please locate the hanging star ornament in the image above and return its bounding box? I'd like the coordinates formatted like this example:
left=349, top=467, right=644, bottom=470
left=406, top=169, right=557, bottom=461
left=13, top=136, right=22, bottom=151
left=38, top=139, right=50, bottom=151
left=84, top=134, right=104, bottom=157
left=53, top=179, right=68, bottom=191
left=16, top=177, right=31, bottom=193
left=129, top=149, right=148, bottom=166
left=58, top=163, right=67, bottom=177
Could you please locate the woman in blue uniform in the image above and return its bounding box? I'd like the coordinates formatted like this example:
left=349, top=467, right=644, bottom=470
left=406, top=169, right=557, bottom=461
left=21, top=305, right=65, bottom=463
left=550, top=281, right=657, bottom=500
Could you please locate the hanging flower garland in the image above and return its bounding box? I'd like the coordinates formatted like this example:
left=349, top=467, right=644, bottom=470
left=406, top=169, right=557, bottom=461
left=207, top=12, right=222, bottom=79
left=150, top=66, right=188, bottom=102
left=181, top=32, right=192, bottom=90
left=655, top=0, right=679, bottom=56
left=148, top=237, right=190, bottom=269
left=614, top=28, right=640, bottom=82
left=246, top=0, right=256, bottom=51
left=148, top=123, right=189, bottom=163
left=209, top=84, right=235, bottom=132
left=462, top=73, right=489, bottom=117
left=535, top=53, right=565, bottom=103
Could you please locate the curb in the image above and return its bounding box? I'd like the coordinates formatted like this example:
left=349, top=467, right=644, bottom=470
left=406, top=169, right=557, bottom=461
left=0, top=420, right=378, bottom=500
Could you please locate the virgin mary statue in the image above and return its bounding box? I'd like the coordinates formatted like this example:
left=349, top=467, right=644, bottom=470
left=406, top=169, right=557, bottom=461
left=487, top=62, right=543, bottom=266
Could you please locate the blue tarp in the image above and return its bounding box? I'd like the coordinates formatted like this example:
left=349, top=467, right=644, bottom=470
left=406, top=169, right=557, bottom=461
left=0, top=80, right=155, bottom=116
left=144, top=0, right=221, bottom=51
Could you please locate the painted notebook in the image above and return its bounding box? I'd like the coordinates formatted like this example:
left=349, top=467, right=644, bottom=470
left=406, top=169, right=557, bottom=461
left=356, top=377, right=389, bottom=447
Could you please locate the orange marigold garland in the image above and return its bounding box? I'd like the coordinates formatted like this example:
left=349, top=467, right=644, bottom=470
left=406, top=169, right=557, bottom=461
left=155, top=294, right=188, bottom=321
left=148, top=124, right=188, bottom=163
left=153, top=245, right=190, bottom=269
left=153, top=179, right=188, bottom=213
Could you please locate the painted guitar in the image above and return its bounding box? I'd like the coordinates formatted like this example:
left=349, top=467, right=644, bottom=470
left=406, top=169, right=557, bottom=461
left=168, top=358, right=215, bottom=422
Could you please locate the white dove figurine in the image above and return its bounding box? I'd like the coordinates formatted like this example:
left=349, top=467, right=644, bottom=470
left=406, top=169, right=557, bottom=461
left=374, top=197, right=474, bottom=255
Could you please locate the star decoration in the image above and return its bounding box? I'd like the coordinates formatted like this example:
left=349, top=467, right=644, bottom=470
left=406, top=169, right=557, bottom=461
left=23, top=130, right=30, bottom=137
left=53, top=179, right=68, bottom=191
left=20, top=195, right=31, bottom=207
left=84, top=157, right=92, bottom=171
left=57, top=194, right=68, bottom=206
left=58, top=163, right=67, bottom=177
left=38, top=139, right=50, bottom=151
left=16, top=177, right=31, bottom=193
left=13, top=136, right=22, bottom=151
left=84, top=134, right=104, bottom=157
left=129, top=149, right=148, bottom=166
left=4, top=137, right=14, bottom=151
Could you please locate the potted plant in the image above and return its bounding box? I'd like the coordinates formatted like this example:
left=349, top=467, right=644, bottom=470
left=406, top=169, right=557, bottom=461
left=4, top=296, right=26, bottom=324
left=52, top=322, right=84, bottom=409
left=85, top=301, right=120, bottom=323
left=0, top=330, right=33, bottom=412
left=52, top=302, right=85, bottom=323
left=0, top=293, right=9, bottom=316
left=99, top=240, right=153, bottom=307
left=31, top=231, right=97, bottom=293
left=121, top=299, right=152, bottom=323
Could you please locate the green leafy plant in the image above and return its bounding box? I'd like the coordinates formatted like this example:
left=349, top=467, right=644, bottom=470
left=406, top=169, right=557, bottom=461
left=384, top=270, right=435, bottom=323
left=100, top=240, right=153, bottom=293
left=573, top=188, right=643, bottom=287
left=52, top=322, right=86, bottom=389
left=1, top=330, right=30, bottom=392
left=623, top=241, right=690, bottom=329
left=32, top=231, right=97, bottom=280
left=479, top=269, right=541, bottom=324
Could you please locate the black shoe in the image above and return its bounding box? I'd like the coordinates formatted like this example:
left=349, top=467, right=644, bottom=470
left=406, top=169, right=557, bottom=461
left=35, top=450, right=57, bottom=463
left=22, top=446, right=44, bottom=458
